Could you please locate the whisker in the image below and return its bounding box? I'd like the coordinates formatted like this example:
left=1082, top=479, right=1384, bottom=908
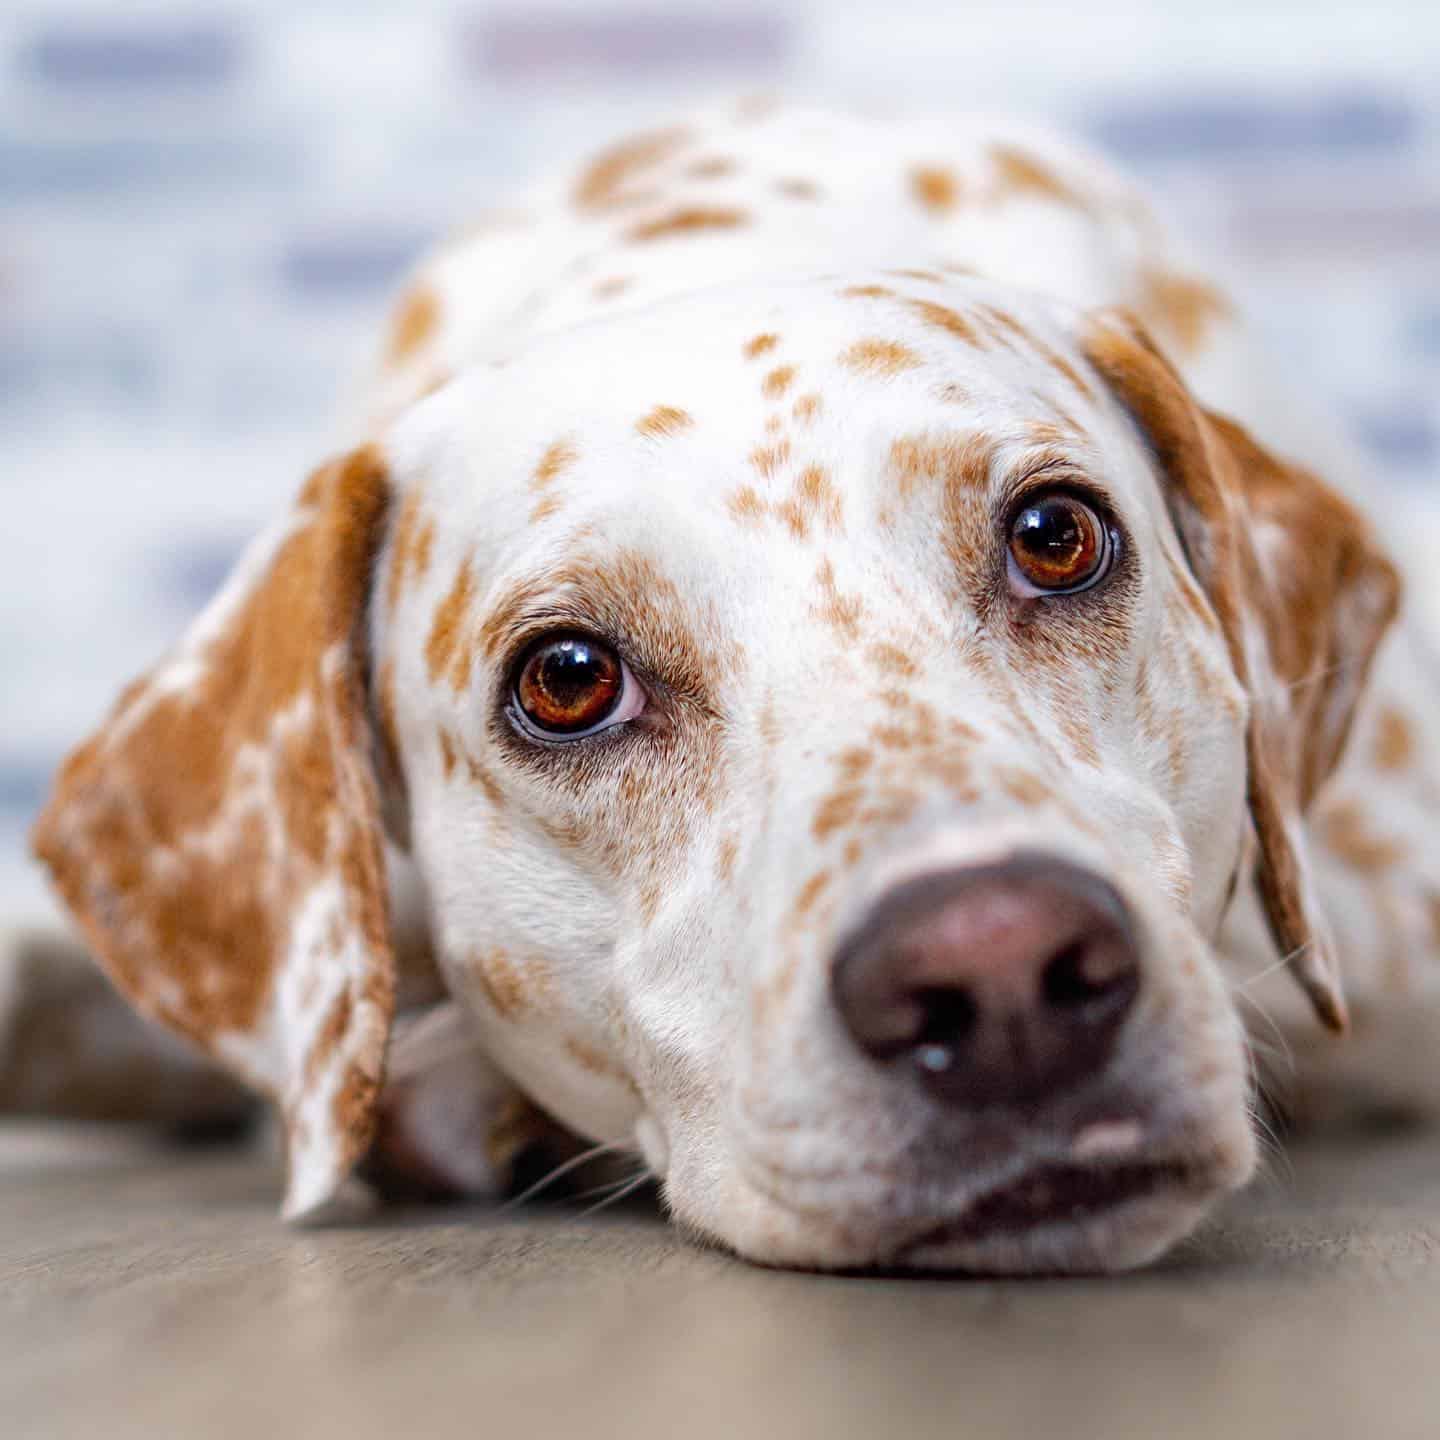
left=579, top=1170, right=653, bottom=1218
left=568, top=1169, right=650, bottom=1206
left=1232, top=942, right=1309, bottom=993
left=1235, top=989, right=1295, bottom=1075
left=501, top=1139, right=628, bottom=1211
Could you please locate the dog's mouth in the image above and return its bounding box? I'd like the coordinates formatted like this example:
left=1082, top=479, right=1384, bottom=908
left=895, top=1158, right=1199, bottom=1261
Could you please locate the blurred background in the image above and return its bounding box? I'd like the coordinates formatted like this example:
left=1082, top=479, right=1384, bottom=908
left=1, top=0, right=1437, bottom=921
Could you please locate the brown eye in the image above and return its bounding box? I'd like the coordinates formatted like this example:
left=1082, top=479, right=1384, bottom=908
left=514, top=633, right=635, bottom=737
left=1007, top=492, right=1112, bottom=593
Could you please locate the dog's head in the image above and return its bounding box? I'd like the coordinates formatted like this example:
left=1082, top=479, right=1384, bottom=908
left=34, top=274, right=1398, bottom=1270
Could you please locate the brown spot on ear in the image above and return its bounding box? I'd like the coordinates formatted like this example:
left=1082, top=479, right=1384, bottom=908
left=438, top=728, right=458, bottom=779
left=32, top=446, right=397, bottom=1212
left=841, top=339, right=923, bottom=376
left=792, top=393, right=823, bottom=426
left=627, top=206, right=747, bottom=243
left=385, top=488, right=435, bottom=613
left=385, top=287, right=439, bottom=367
left=989, top=144, right=1089, bottom=211
left=744, top=332, right=780, bottom=360
left=1316, top=798, right=1406, bottom=874
left=776, top=177, right=821, bottom=201
left=687, top=156, right=737, bottom=179
left=840, top=284, right=895, bottom=300
left=375, top=658, right=402, bottom=781
left=591, top=276, right=631, bottom=300
left=574, top=127, right=689, bottom=212
left=911, top=165, right=959, bottom=213
left=1138, top=266, right=1231, bottom=354
left=425, top=557, right=477, bottom=693
left=636, top=405, right=694, bottom=439
left=762, top=365, right=796, bottom=399
left=1372, top=706, right=1416, bottom=772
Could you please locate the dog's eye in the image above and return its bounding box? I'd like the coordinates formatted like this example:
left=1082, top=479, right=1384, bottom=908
left=512, top=633, right=644, bottom=739
left=1007, top=492, right=1113, bottom=595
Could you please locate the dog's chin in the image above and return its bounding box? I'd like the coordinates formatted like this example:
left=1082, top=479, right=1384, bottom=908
left=881, top=1166, right=1223, bottom=1275
left=676, top=1144, right=1253, bottom=1276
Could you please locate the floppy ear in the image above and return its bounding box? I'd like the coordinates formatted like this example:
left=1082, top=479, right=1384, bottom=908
left=1082, top=313, right=1401, bottom=1033
left=32, top=446, right=396, bottom=1217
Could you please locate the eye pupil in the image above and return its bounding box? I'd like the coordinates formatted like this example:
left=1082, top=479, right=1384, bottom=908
left=516, top=635, right=622, bottom=734
left=1009, top=494, right=1106, bottom=591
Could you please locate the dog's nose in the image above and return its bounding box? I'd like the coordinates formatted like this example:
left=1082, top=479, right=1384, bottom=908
left=831, top=853, right=1140, bottom=1108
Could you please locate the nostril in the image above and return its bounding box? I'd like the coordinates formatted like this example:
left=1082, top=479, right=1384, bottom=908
left=913, top=985, right=979, bottom=1050
left=1041, top=941, right=1138, bottom=1017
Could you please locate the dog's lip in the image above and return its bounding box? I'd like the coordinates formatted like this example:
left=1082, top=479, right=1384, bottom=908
left=894, top=1156, right=1200, bottom=1256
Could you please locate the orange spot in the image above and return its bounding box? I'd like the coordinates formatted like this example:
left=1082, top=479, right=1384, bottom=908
left=762, top=365, right=796, bottom=399
left=727, top=486, right=768, bottom=524
left=533, top=438, right=578, bottom=489
left=989, top=144, right=1088, bottom=210
left=867, top=643, right=917, bottom=678
left=792, top=869, right=831, bottom=920
left=636, top=405, right=694, bottom=438
left=749, top=440, right=791, bottom=480
left=744, top=332, right=780, bottom=360
left=573, top=128, right=689, bottom=211
left=840, top=339, right=923, bottom=377
left=1373, top=706, right=1416, bottom=772
left=385, top=286, right=439, bottom=366
left=814, top=558, right=864, bottom=640
left=425, top=557, right=476, bottom=693
left=911, top=166, right=959, bottom=213
left=1138, top=266, right=1232, bottom=354
left=907, top=298, right=982, bottom=347
left=792, top=393, right=823, bottom=426
left=627, top=206, right=746, bottom=243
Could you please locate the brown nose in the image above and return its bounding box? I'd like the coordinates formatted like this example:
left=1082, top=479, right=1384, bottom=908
left=831, top=854, right=1140, bottom=1109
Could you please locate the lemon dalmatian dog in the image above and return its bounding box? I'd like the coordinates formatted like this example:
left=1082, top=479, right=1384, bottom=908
left=9, top=101, right=1438, bottom=1273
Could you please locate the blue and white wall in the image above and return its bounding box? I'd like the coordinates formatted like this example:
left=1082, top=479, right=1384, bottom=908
left=3, top=1, right=1437, bottom=918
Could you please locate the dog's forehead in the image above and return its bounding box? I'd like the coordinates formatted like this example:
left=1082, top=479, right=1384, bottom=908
left=408, top=274, right=1143, bottom=505
left=389, top=274, right=1169, bottom=657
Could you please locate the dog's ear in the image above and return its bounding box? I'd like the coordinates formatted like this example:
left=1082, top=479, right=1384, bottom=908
left=1082, top=312, right=1401, bottom=1032
left=32, top=447, right=396, bottom=1217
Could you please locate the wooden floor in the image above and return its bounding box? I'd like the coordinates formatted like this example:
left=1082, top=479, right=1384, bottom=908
left=4, top=1121, right=1440, bottom=1439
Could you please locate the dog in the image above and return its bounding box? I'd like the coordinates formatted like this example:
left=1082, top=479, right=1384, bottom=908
left=9, top=99, right=1440, bottom=1273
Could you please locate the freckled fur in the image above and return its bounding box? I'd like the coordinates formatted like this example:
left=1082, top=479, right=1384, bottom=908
left=31, top=102, right=1431, bottom=1277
